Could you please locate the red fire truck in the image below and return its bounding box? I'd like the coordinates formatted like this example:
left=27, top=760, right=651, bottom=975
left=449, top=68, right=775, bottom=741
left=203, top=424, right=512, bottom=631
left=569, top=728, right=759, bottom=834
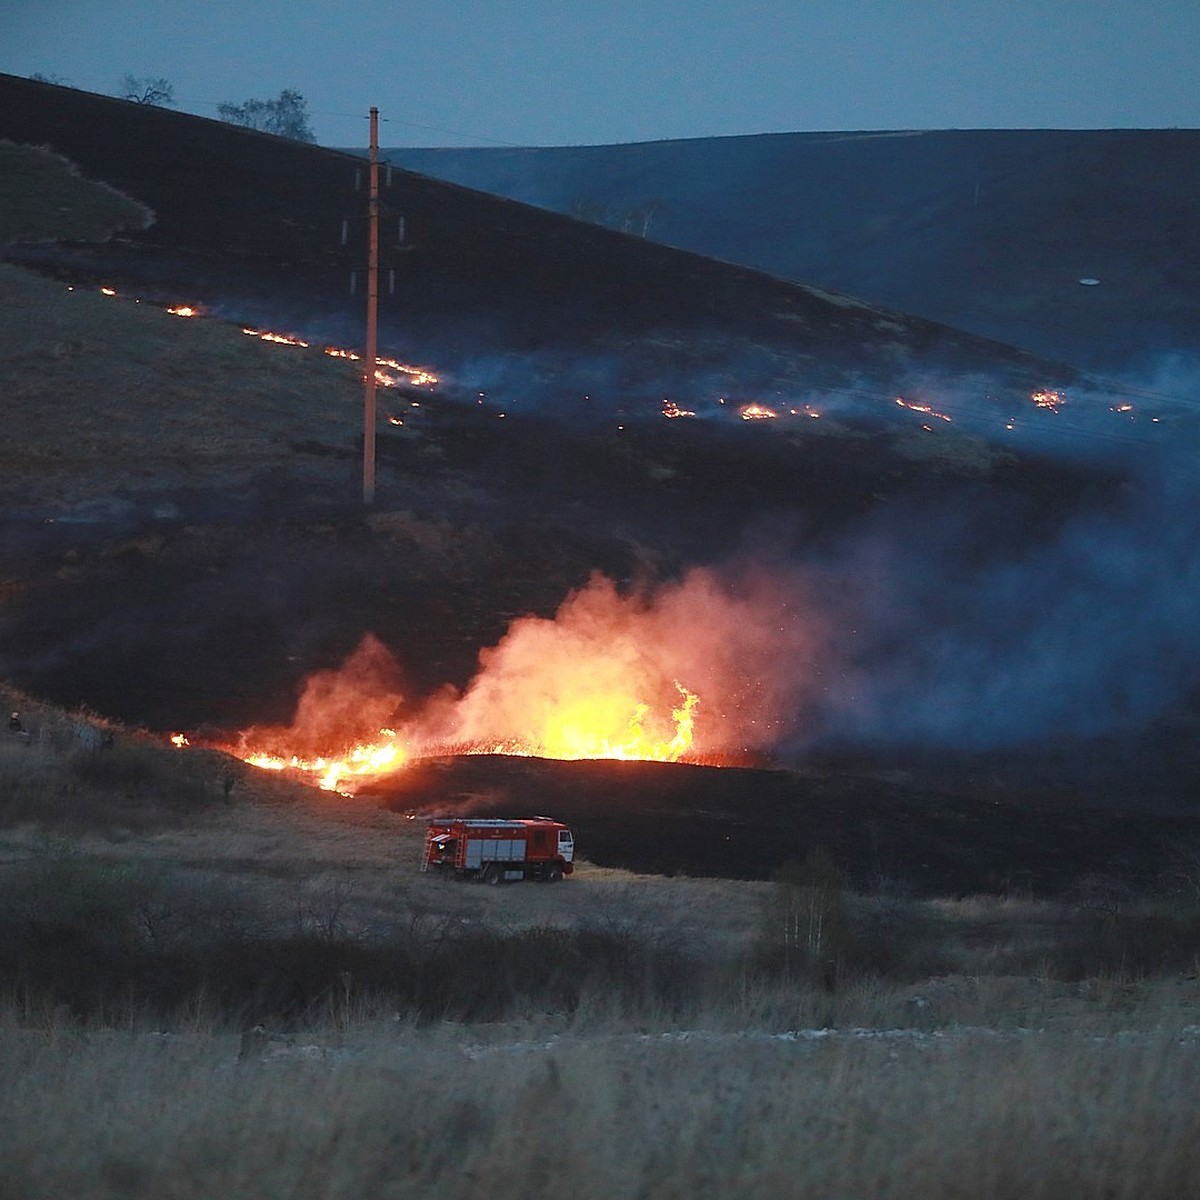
left=421, top=817, right=575, bottom=883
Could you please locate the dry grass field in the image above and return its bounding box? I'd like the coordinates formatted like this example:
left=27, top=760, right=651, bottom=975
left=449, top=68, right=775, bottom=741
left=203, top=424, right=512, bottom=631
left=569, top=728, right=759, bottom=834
left=0, top=260, right=372, bottom=508
left=3, top=134, right=1199, bottom=1197
left=1, top=694, right=1199, bottom=1198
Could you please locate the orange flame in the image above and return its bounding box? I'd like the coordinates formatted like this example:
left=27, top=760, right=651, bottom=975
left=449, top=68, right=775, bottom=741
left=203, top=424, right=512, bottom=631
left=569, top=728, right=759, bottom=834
left=321, top=345, right=438, bottom=388
left=459, top=682, right=699, bottom=763
left=243, top=732, right=407, bottom=792
left=215, top=569, right=815, bottom=792
left=739, top=403, right=777, bottom=420
left=895, top=396, right=952, bottom=423
left=243, top=328, right=310, bottom=347
left=1031, top=389, right=1065, bottom=412
left=166, top=304, right=202, bottom=318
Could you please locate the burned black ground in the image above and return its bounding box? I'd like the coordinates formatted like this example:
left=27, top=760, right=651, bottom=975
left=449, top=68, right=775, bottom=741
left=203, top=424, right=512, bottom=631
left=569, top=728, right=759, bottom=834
left=2, top=76, right=1199, bottom=894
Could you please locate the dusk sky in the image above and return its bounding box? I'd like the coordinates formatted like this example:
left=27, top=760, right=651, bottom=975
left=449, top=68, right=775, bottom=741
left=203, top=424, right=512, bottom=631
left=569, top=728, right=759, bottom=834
left=5, top=1, right=1198, bottom=148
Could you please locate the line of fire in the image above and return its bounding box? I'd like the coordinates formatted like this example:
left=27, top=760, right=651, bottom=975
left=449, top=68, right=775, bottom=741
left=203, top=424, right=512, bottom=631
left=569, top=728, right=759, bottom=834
left=82, top=289, right=1155, bottom=798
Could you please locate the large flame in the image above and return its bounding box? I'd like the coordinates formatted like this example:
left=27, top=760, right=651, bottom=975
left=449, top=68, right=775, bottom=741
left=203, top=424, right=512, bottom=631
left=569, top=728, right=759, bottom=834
left=202, top=569, right=817, bottom=792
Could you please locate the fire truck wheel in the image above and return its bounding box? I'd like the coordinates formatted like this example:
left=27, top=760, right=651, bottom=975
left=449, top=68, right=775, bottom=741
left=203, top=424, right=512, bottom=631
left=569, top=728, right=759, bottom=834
left=482, top=864, right=502, bottom=886
left=545, top=864, right=564, bottom=883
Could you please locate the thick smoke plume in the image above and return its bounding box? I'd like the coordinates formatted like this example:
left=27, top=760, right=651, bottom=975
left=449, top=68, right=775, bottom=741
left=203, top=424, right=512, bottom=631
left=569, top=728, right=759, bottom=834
left=224, top=354, right=1200, bottom=769
left=419, top=568, right=824, bottom=759
left=236, top=634, right=405, bottom=759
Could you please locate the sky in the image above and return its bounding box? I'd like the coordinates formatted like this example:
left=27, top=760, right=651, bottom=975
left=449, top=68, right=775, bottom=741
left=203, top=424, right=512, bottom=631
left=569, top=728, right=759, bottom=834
left=3, top=0, right=1198, bottom=148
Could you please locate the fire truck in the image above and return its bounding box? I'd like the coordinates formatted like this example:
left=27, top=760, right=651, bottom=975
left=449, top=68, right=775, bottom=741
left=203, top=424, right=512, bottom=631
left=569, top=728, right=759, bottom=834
left=421, top=817, right=575, bottom=883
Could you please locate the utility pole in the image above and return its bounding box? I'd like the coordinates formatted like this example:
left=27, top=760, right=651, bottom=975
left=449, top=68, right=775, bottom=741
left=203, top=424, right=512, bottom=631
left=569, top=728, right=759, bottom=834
left=362, top=106, right=380, bottom=505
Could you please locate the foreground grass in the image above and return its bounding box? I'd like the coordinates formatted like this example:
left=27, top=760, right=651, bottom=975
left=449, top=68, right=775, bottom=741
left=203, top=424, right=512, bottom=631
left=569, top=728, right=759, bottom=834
left=2, top=693, right=1199, bottom=1194
left=1, top=1004, right=1198, bottom=1199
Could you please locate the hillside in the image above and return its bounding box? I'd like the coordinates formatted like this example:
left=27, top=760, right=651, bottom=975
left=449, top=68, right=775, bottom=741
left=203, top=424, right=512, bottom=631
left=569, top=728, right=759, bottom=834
left=2, top=76, right=1200, bottom=896
left=394, top=129, right=1200, bottom=372
left=4, top=74, right=1200, bottom=1200
left=0, top=73, right=1084, bottom=422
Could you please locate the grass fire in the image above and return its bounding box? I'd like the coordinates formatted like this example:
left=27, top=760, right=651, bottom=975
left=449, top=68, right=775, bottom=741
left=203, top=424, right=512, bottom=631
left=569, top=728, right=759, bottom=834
left=208, top=567, right=810, bottom=790
left=4, top=109, right=1200, bottom=1200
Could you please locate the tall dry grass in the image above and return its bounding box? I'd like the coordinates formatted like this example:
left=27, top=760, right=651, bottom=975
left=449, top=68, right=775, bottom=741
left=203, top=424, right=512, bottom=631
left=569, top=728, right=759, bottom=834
left=2, top=695, right=1199, bottom=1193
left=0, top=1001, right=1197, bottom=1199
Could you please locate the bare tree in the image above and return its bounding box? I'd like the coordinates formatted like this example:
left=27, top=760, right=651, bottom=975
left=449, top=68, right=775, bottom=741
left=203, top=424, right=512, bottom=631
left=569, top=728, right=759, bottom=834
left=119, top=74, right=176, bottom=107
left=216, top=89, right=316, bottom=143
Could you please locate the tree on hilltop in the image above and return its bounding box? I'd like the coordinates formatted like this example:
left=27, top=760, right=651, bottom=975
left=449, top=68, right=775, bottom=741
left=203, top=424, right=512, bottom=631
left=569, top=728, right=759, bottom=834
left=119, top=74, right=176, bottom=107
left=216, top=89, right=316, bottom=143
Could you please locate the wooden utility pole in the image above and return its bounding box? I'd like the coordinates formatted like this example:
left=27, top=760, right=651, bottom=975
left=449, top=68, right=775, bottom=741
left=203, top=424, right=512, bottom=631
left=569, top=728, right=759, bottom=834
left=363, top=106, right=380, bottom=505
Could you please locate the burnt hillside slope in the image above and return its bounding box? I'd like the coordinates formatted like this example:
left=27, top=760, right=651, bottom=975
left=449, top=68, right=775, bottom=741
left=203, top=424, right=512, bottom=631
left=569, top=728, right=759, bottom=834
left=0, top=74, right=1075, bottom=415
left=394, top=129, right=1200, bottom=372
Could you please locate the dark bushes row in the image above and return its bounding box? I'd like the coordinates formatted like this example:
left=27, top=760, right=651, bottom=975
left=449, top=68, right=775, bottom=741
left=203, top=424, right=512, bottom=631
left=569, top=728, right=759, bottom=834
left=0, top=923, right=705, bottom=1026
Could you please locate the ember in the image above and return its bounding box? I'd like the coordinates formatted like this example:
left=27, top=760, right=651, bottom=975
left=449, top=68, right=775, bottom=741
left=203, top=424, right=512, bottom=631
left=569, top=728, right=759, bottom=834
left=895, top=396, right=952, bottom=423
left=1031, top=389, right=1065, bottom=412
left=739, top=403, right=777, bottom=420
left=662, top=399, right=696, bottom=418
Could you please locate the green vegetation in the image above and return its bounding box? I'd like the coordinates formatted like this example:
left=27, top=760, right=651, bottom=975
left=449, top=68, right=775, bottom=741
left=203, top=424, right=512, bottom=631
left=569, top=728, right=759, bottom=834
left=216, top=89, right=316, bottom=143
left=0, top=141, right=153, bottom=244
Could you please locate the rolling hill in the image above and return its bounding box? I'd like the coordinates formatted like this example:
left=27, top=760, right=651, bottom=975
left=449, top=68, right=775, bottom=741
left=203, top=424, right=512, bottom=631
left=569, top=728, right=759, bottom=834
left=394, top=129, right=1200, bottom=373
left=2, top=75, right=1200, bottom=891
left=0, top=73, right=1084, bottom=425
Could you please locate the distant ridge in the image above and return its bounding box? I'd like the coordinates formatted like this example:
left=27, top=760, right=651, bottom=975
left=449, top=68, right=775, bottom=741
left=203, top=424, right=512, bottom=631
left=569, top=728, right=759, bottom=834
left=0, top=73, right=1075, bottom=416
left=392, top=129, right=1200, bottom=371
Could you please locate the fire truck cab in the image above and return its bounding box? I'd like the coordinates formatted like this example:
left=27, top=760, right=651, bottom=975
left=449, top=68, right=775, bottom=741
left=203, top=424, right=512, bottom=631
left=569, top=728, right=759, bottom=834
left=421, top=817, right=575, bottom=883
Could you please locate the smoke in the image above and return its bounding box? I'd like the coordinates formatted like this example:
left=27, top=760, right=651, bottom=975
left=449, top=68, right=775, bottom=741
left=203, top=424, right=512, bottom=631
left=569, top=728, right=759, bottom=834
left=236, top=634, right=406, bottom=758
left=236, top=418, right=1200, bottom=769
left=789, top=431, right=1200, bottom=751
left=418, top=567, right=825, bottom=759
left=212, top=343, right=1200, bottom=768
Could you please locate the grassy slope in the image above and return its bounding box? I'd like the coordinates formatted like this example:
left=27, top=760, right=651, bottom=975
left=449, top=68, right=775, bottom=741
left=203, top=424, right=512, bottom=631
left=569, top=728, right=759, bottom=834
left=0, top=140, right=153, bottom=244
left=2, top=689, right=1200, bottom=1196
left=0, top=263, right=373, bottom=505
left=2, top=114, right=1198, bottom=1199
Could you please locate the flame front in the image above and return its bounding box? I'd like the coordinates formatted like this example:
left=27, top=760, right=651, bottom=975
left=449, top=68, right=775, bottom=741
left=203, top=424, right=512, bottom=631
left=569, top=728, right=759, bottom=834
left=896, top=396, right=952, bottom=423
left=201, top=564, right=819, bottom=793
left=242, top=731, right=407, bottom=792
left=739, top=403, right=777, bottom=420
left=243, top=328, right=310, bottom=347
left=467, top=682, right=699, bottom=762
left=219, top=674, right=699, bottom=792
left=202, top=571, right=762, bottom=790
